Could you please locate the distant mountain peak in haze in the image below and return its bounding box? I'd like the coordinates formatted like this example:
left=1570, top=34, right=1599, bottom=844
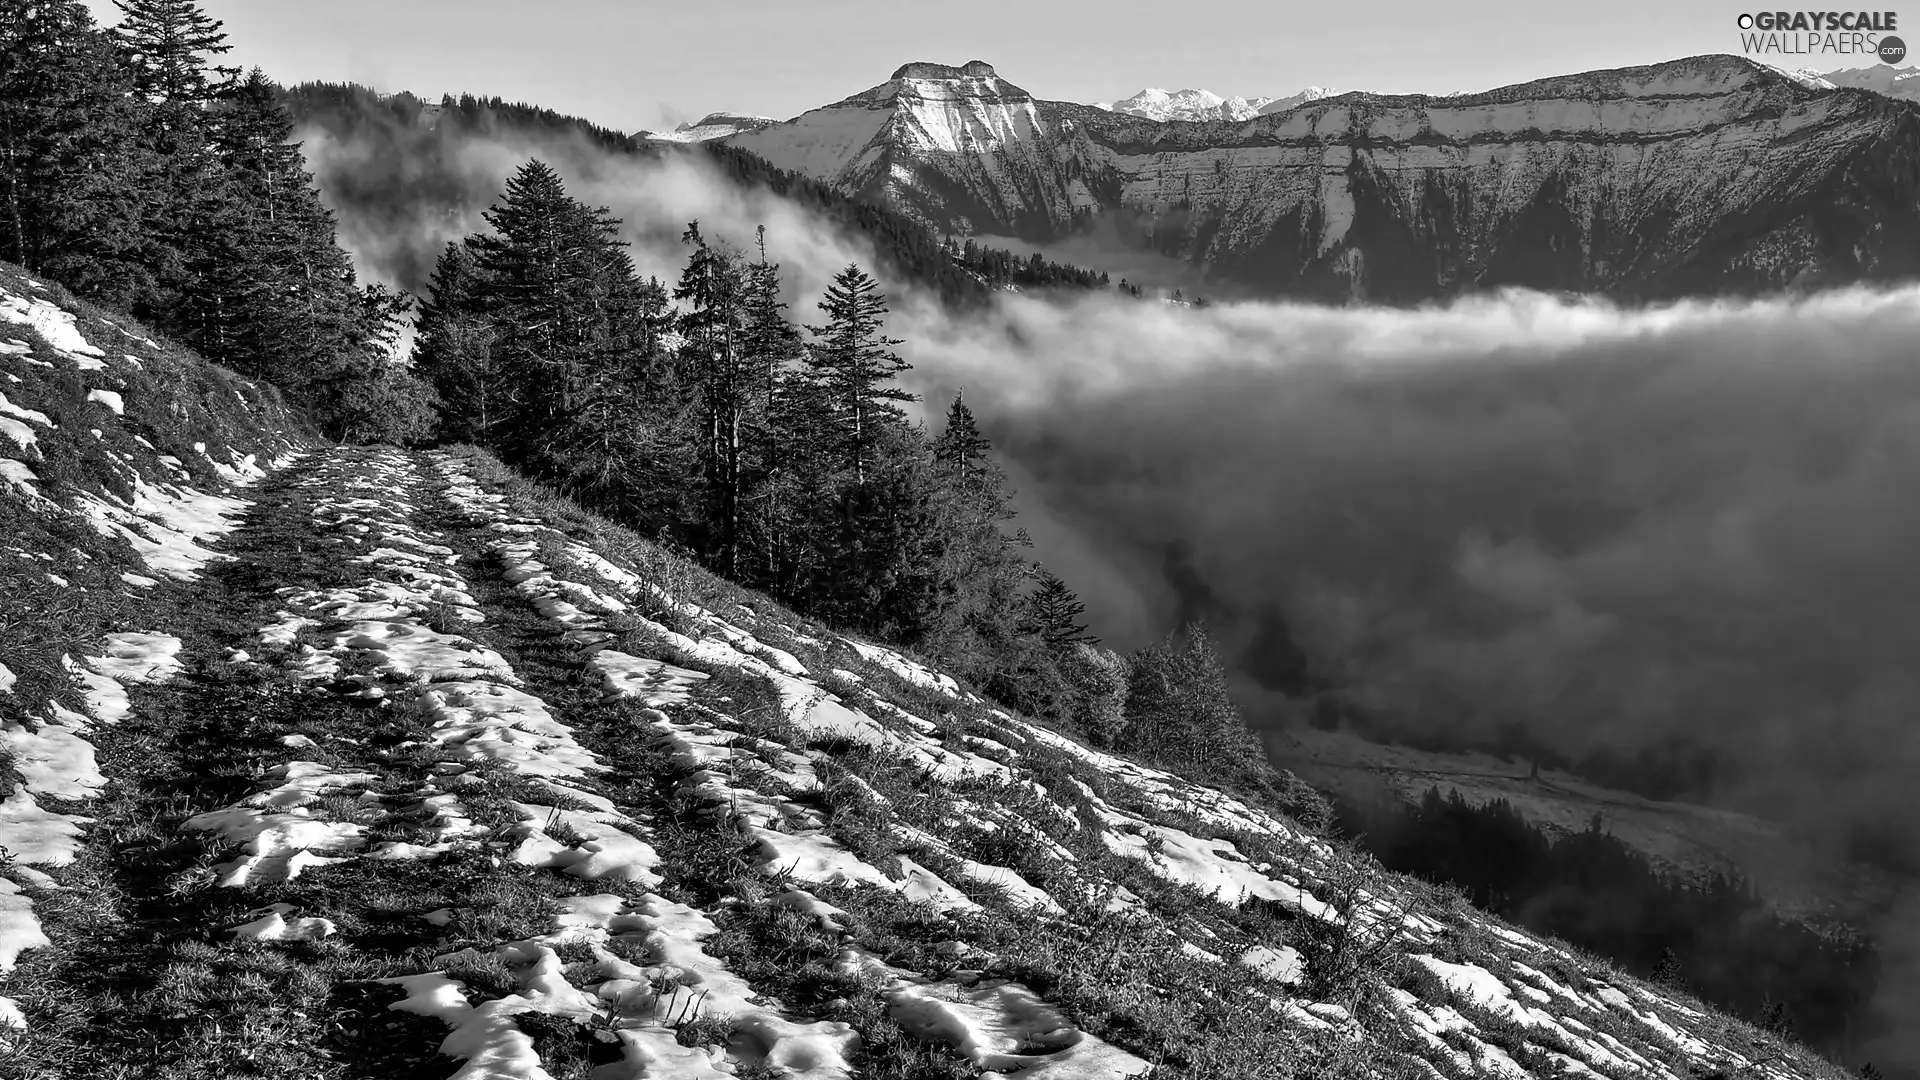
left=1097, top=84, right=1343, bottom=121
left=1798, top=61, right=1920, bottom=97
left=637, top=110, right=777, bottom=143
left=1106, top=87, right=1267, bottom=121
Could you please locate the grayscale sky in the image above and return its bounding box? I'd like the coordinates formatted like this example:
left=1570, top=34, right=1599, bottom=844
left=81, top=1, right=1855, bottom=131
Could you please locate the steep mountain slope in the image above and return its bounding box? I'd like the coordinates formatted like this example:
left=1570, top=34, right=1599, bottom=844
left=0, top=269, right=1856, bottom=1077
left=724, top=55, right=1920, bottom=300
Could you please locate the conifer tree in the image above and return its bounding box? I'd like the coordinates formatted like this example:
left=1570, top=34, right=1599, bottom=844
left=740, top=225, right=804, bottom=588
left=1121, top=622, right=1258, bottom=772
left=807, top=264, right=911, bottom=485
left=742, top=226, right=801, bottom=414
left=1121, top=634, right=1185, bottom=757
left=820, top=435, right=946, bottom=640
left=1061, top=642, right=1130, bottom=746
left=674, top=221, right=755, bottom=573
left=413, top=240, right=504, bottom=443
left=1178, top=623, right=1260, bottom=770
left=1026, top=569, right=1093, bottom=646
left=196, top=69, right=373, bottom=408
left=112, top=0, right=234, bottom=108
left=561, top=272, right=681, bottom=520
left=467, top=159, right=638, bottom=469
left=0, top=1, right=153, bottom=303
left=932, top=391, right=992, bottom=492
left=320, top=284, right=439, bottom=445
left=922, top=390, right=1030, bottom=671
left=109, top=0, right=234, bottom=321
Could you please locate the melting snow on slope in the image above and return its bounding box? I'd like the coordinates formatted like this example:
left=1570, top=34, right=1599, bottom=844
left=76, top=475, right=254, bottom=581
left=844, top=947, right=1152, bottom=1079
left=0, top=290, right=104, bottom=364
left=0, top=628, right=195, bottom=996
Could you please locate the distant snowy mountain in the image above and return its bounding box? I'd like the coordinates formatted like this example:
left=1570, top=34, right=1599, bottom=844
left=1104, top=87, right=1272, bottom=122
left=1255, top=85, right=1339, bottom=114
left=1094, top=85, right=1342, bottom=121
left=722, top=55, right=1920, bottom=301
left=637, top=110, right=778, bottom=143
left=1805, top=62, right=1920, bottom=98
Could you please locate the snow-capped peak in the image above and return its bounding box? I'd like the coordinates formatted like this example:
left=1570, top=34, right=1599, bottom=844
left=638, top=111, right=779, bottom=144
left=1105, top=87, right=1272, bottom=122
left=1769, top=65, right=1838, bottom=89
left=1798, top=62, right=1920, bottom=99
left=1255, top=85, right=1341, bottom=114
left=1096, top=85, right=1345, bottom=121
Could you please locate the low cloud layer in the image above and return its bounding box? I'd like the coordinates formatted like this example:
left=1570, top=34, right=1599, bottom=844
left=918, top=284, right=1920, bottom=1070
left=927, top=287, right=1920, bottom=833
left=298, top=120, right=877, bottom=319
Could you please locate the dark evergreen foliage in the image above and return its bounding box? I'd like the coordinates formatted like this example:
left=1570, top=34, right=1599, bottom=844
left=112, top=0, right=235, bottom=107
left=1343, top=786, right=1881, bottom=1062
left=1025, top=568, right=1093, bottom=647
left=0, top=1, right=155, bottom=303
left=0, top=2, right=431, bottom=442
left=943, top=235, right=1109, bottom=291
left=411, top=241, right=500, bottom=443
left=1118, top=622, right=1261, bottom=771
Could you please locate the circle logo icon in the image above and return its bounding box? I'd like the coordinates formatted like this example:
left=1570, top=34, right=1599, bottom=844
left=1881, top=35, right=1908, bottom=63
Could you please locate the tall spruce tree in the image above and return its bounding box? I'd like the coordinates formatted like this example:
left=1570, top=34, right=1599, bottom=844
left=1026, top=569, right=1094, bottom=646
left=561, top=272, right=681, bottom=520
left=413, top=240, right=504, bottom=443
left=322, top=283, right=439, bottom=445
left=467, top=159, right=638, bottom=470
left=740, top=225, right=804, bottom=590
left=1178, top=623, right=1260, bottom=771
left=674, top=221, right=754, bottom=573
left=933, top=391, right=992, bottom=488
left=110, top=0, right=234, bottom=326
left=806, top=264, right=911, bottom=485
left=198, top=69, right=380, bottom=421
left=924, top=390, right=1030, bottom=673
left=821, top=436, right=947, bottom=640
left=0, top=1, right=153, bottom=303
left=112, top=0, right=233, bottom=108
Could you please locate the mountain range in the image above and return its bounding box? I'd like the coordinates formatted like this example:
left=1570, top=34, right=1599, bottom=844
left=693, top=55, right=1920, bottom=301
left=1094, top=85, right=1340, bottom=122
left=1796, top=62, right=1920, bottom=98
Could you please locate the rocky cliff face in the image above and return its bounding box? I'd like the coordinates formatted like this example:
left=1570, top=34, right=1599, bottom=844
left=722, top=56, right=1920, bottom=300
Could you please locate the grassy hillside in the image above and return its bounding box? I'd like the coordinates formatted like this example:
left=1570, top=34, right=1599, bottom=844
left=0, top=262, right=310, bottom=718
left=0, top=272, right=1856, bottom=1079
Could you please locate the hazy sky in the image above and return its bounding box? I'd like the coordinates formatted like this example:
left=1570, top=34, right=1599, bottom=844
left=83, top=1, right=1826, bottom=131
